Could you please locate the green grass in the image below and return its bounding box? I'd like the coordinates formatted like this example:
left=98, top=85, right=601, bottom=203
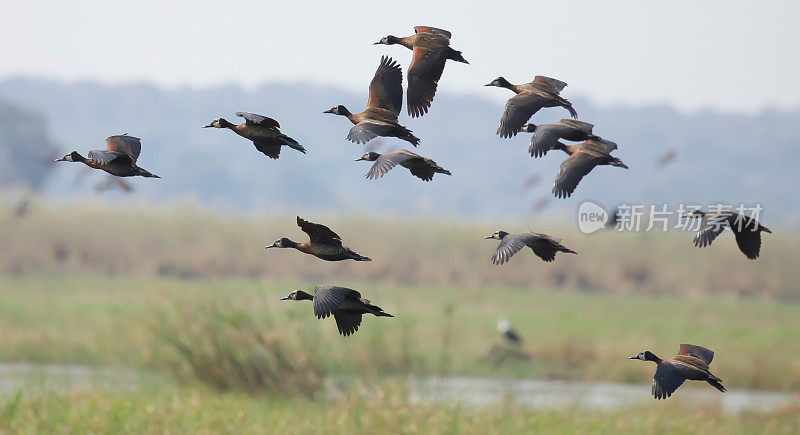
left=2, top=384, right=799, bottom=434
left=0, top=274, right=798, bottom=391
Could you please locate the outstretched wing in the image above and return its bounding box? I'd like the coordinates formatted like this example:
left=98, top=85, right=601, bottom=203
left=88, top=150, right=133, bottom=165
left=652, top=363, right=687, bottom=400
left=365, top=149, right=418, bottom=180
left=347, top=121, right=393, bottom=144
left=492, top=233, right=538, bottom=265
left=678, top=344, right=715, bottom=365
left=532, top=76, right=568, bottom=93
left=297, top=216, right=342, bottom=246
left=497, top=93, right=550, bottom=138
left=236, top=112, right=280, bottom=129
left=313, top=285, right=360, bottom=318
left=552, top=152, right=601, bottom=199
left=693, top=213, right=730, bottom=248
left=106, top=135, right=141, bottom=161
left=333, top=312, right=363, bottom=336
left=407, top=48, right=448, bottom=117
left=528, top=124, right=569, bottom=158
left=367, top=56, right=403, bottom=115
left=413, top=26, right=452, bottom=39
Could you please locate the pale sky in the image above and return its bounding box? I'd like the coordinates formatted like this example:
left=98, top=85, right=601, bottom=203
left=1, top=0, right=797, bottom=113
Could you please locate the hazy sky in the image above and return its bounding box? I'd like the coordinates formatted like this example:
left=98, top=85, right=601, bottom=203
left=1, top=1, right=797, bottom=113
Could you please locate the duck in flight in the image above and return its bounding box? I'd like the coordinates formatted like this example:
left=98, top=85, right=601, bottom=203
left=486, top=76, right=578, bottom=138
left=324, top=56, right=420, bottom=146
left=374, top=26, right=468, bottom=118
left=204, top=112, right=305, bottom=159
left=484, top=231, right=576, bottom=265
left=266, top=217, right=371, bottom=262
left=685, top=209, right=771, bottom=259
left=630, top=344, right=726, bottom=400
left=55, top=134, right=159, bottom=178
left=281, top=285, right=393, bottom=336
left=550, top=138, right=628, bottom=199
left=520, top=120, right=599, bottom=158
left=356, top=149, right=451, bottom=181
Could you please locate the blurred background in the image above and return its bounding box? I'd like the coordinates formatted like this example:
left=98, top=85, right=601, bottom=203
left=1, top=1, right=799, bottom=432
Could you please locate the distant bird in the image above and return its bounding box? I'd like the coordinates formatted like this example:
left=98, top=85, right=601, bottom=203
left=551, top=138, right=628, bottom=199
left=374, top=26, right=468, bottom=118
left=531, top=197, right=551, bottom=215
left=356, top=149, right=451, bottom=181
left=94, top=176, right=133, bottom=194
left=325, top=56, right=420, bottom=146
left=656, top=149, right=677, bottom=169
left=497, top=318, right=522, bottom=345
left=266, top=217, right=371, bottom=262
left=204, top=112, right=305, bottom=159
left=12, top=196, right=30, bottom=218
left=522, top=174, right=542, bottom=191
left=629, top=344, right=726, bottom=400
left=520, top=120, right=599, bottom=158
left=685, top=209, right=771, bottom=259
left=486, top=76, right=578, bottom=138
left=281, top=285, right=393, bottom=336
left=484, top=230, right=577, bottom=265
left=55, top=134, right=159, bottom=178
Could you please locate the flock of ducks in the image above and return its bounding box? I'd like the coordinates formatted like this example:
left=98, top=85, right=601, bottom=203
left=51, top=25, right=772, bottom=400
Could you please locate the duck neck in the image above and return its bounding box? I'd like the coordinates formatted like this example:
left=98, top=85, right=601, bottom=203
left=283, top=239, right=298, bottom=248
left=647, top=352, right=663, bottom=363
left=296, top=290, right=314, bottom=301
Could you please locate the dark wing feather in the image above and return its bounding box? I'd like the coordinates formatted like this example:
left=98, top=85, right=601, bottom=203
left=693, top=213, right=730, bottom=248
left=497, top=93, right=549, bottom=138
left=528, top=124, right=570, bottom=158
left=492, top=233, right=538, bottom=265
left=333, top=312, right=363, bottom=336
left=253, top=141, right=281, bottom=159
left=407, top=163, right=436, bottom=181
left=347, top=121, right=393, bottom=144
left=552, top=152, right=601, bottom=198
left=414, top=26, right=452, bottom=39
left=236, top=112, right=280, bottom=129
left=106, top=135, right=141, bottom=161
left=367, top=56, right=403, bottom=114
left=297, top=217, right=343, bottom=246
left=652, top=363, right=687, bottom=400
left=560, top=119, right=594, bottom=134
left=88, top=150, right=132, bottom=165
left=407, top=47, right=447, bottom=117
left=365, top=149, right=418, bottom=180
left=734, top=229, right=762, bottom=259
left=678, top=344, right=715, bottom=365
left=313, top=286, right=360, bottom=319
left=532, top=76, right=568, bottom=93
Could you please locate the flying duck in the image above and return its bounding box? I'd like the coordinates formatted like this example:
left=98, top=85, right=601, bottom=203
left=55, top=134, right=159, bottom=178
left=520, top=120, right=598, bottom=158
left=266, top=217, right=371, bottom=262
left=281, top=285, right=393, bottom=336
left=685, top=209, right=771, bottom=259
left=630, top=344, right=726, bottom=400
left=486, top=76, right=578, bottom=138
left=551, top=138, right=628, bottom=199
left=204, top=112, right=305, bottom=159
left=356, top=149, right=451, bottom=181
left=484, top=231, right=576, bottom=265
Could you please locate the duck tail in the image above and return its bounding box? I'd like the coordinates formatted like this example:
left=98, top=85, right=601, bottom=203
left=396, top=126, right=420, bottom=147
left=352, top=254, right=372, bottom=262
left=447, top=48, right=469, bottom=64
left=559, top=97, right=578, bottom=119
left=280, top=135, right=306, bottom=154
left=762, top=226, right=772, bottom=234
left=435, top=165, right=452, bottom=176
left=137, top=168, right=160, bottom=178
left=707, top=374, right=727, bottom=393
left=375, top=311, right=394, bottom=317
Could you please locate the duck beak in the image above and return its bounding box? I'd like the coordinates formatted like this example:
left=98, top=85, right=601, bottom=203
left=484, top=83, right=494, bottom=87
left=323, top=108, right=335, bottom=114
left=280, top=295, right=290, bottom=300
left=483, top=235, right=494, bottom=239
left=355, top=157, right=365, bottom=161
left=373, top=41, right=382, bottom=45
left=265, top=242, right=277, bottom=249
left=628, top=355, right=638, bottom=359
left=203, top=123, right=213, bottom=128
left=54, top=157, right=66, bottom=162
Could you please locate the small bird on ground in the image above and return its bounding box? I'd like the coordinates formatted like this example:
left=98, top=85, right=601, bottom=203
left=356, top=149, right=451, bottom=181
left=204, top=112, right=305, bottom=159
left=484, top=231, right=577, bottom=265
left=55, top=134, right=159, bottom=178
left=629, top=344, right=726, bottom=400
left=281, top=285, right=393, bottom=336
left=266, top=217, right=371, bottom=261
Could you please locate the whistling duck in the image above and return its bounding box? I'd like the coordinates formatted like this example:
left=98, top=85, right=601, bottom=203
left=486, top=76, right=578, bottom=138
left=497, top=318, right=522, bottom=345
left=266, top=217, right=371, bottom=262
left=374, top=26, right=468, bottom=118
left=630, top=344, right=726, bottom=400
left=355, top=149, right=451, bottom=181
left=551, top=138, right=628, bottom=199
left=281, top=285, right=393, bottom=336
left=55, top=134, right=159, bottom=178
left=656, top=149, right=677, bottom=169
left=484, top=230, right=576, bottom=265
left=685, top=209, right=771, bottom=259
left=521, top=120, right=598, bottom=158
left=204, top=112, right=305, bottom=159
left=324, top=56, right=420, bottom=147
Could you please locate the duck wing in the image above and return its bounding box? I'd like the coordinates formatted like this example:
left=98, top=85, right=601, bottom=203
left=297, top=217, right=343, bottom=246
left=693, top=213, right=731, bottom=248
left=365, top=149, right=418, bottom=180
left=552, top=152, right=601, bottom=199
left=532, top=76, right=568, bottom=93
left=652, top=362, right=688, bottom=400
left=236, top=112, right=280, bottom=129
left=407, top=47, right=448, bottom=118
left=313, top=285, right=361, bottom=319
left=528, top=123, right=573, bottom=158
left=253, top=141, right=281, bottom=159
left=497, top=92, right=551, bottom=138
left=414, top=26, right=452, bottom=39
left=733, top=228, right=762, bottom=259
left=678, top=344, right=715, bottom=365
left=367, top=56, right=403, bottom=115
left=333, top=312, right=363, bottom=337
left=491, top=233, right=538, bottom=265
left=347, top=120, right=393, bottom=145
left=106, top=134, right=141, bottom=162
left=560, top=119, right=594, bottom=134
left=88, top=150, right=133, bottom=165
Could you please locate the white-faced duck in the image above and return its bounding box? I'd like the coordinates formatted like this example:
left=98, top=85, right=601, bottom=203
left=685, top=209, right=771, bottom=259
left=281, top=285, right=393, bottom=336
left=204, top=112, right=305, bottom=159
left=55, top=134, right=159, bottom=178
left=484, top=230, right=576, bottom=265
left=356, top=149, right=451, bottom=181
left=630, top=344, right=726, bottom=400
left=520, top=120, right=598, bottom=158
left=486, top=76, right=578, bottom=138
left=324, top=56, right=420, bottom=147
left=551, top=138, right=628, bottom=199
left=266, top=217, right=371, bottom=262
left=374, top=26, right=468, bottom=118
left=497, top=318, right=522, bottom=345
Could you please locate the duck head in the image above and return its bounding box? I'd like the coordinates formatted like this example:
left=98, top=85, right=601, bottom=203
left=484, top=230, right=509, bottom=240
left=355, top=152, right=381, bottom=162
left=629, top=350, right=661, bottom=363
left=485, top=77, right=512, bottom=89
left=323, top=105, right=351, bottom=116
left=374, top=35, right=401, bottom=45
left=55, top=151, right=85, bottom=163
left=266, top=237, right=296, bottom=249
left=203, top=118, right=233, bottom=128
left=520, top=124, right=537, bottom=133
left=280, top=290, right=314, bottom=301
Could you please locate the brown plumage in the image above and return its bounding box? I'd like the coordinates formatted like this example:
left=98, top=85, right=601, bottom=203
left=686, top=209, right=771, bottom=259
left=266, top=217, right=371, bottom=262
left=520, top=120, right=598, bottom=158
left=324, top=56, right=420, bottom=146
left=551, top=138, right=628, bottom=199
left=486, top=76, right=578, bottom=138
left=281, top=286, right=393, bottom=337
left=356, top=149, right=451, bottom=181
left=484, top=230, right=577, bottom=265
left=374, top=26, right=468, bottom=118
left=204, top=112, right=305, bottom=159
left=55, top=134, right=159, bottom=178
left=630, top=344, right=726, bottom=400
